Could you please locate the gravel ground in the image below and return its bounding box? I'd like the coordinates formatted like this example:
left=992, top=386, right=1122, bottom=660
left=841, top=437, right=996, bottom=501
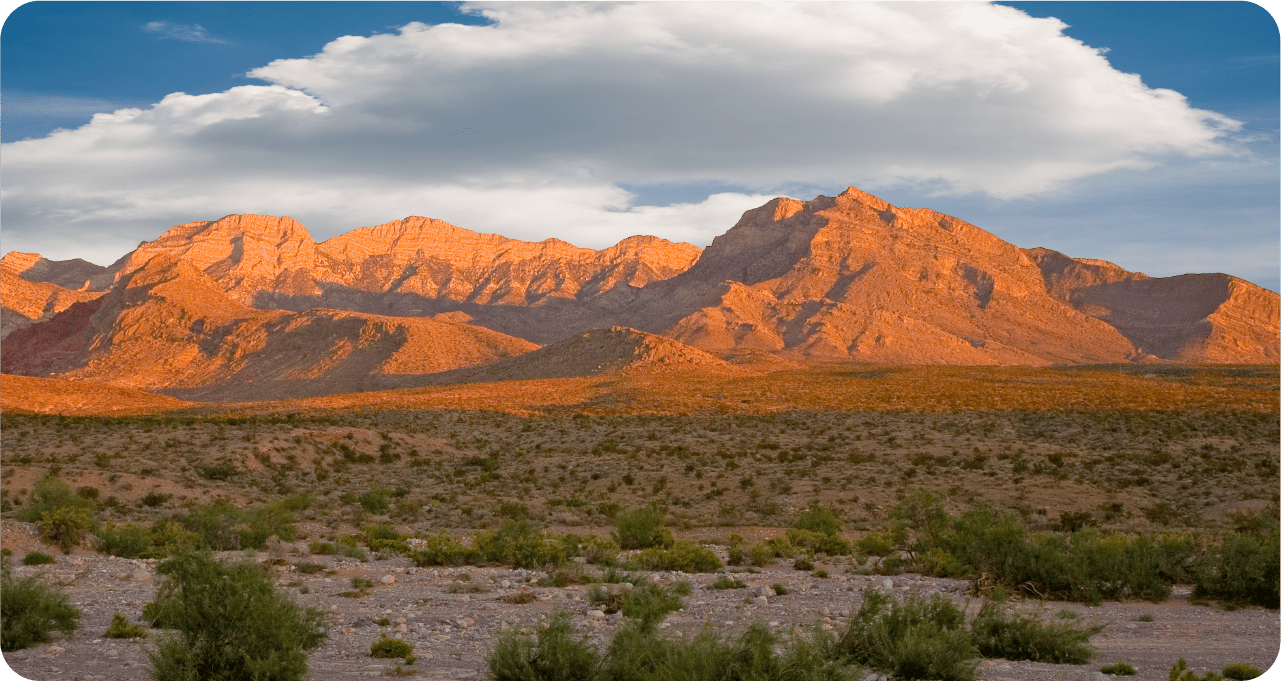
left=2, top=545, right=1277, bottom=681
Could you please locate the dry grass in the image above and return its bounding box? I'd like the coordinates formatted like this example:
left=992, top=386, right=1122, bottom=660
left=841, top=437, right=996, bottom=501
left=189, top=365, right=1278, bottom=419
left=2, top=374, right=1275, bottom=537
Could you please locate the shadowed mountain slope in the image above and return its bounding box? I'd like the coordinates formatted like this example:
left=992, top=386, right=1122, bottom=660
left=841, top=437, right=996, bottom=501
left=0, top=253, right=105, bottom=340
left=1, top=255, right=537, bottom=400
left=426, top=326, right=750, bottom=385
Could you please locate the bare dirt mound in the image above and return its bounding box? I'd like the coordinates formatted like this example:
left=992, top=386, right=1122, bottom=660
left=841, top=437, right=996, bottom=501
left=0, top=373, right=193, bottom=415
left=426, top=326, right=752, bottom=384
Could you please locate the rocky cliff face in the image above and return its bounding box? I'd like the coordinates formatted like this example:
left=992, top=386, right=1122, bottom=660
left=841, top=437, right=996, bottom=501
left=622, top=188, right=1144, bottom=365
left=4, top=185, right=1276, bottom=397
left=1, top=255, right=537, bottom=399
left=105, top=214, right=701, bottom=317
left=0, top=254, right=105, bottom=340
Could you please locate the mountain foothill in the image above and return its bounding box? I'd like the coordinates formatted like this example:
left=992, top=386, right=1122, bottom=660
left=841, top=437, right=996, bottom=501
left=3, top=186, right=1276, bottom=402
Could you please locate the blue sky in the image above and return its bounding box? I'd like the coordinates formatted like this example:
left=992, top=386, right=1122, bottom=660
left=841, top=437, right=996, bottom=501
left=1, top=1, right=1277, bottom=292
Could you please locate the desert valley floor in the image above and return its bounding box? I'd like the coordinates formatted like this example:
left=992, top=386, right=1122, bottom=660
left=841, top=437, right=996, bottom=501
left=1, top=364, right=1278, bottom=681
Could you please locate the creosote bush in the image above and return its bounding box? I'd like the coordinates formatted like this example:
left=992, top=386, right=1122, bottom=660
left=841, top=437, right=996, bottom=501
left=104, top=612, right=147, bottom=639
left=39, top=506, right=94, bottom=553
left=371, top=634, right=417, bottom=664
left=969, top=602, right=1101, bottom=664
left=488, top=609, right=857, bottom=681
left=145, top=550, right=326, bottom=681
left=22, top=552, right=55, bottom=566
left=1221, top=663, right=1263, bottom=680
left=636, top=540, right=722, bottom=573
left=1193, top=518, right=1280, bottom=609
left=614, top=504, right=674, bottom=550
left=0, top=571, right=80, bottom=651
left=1100, top=662, right=1137, bottom=676
left=838, top=590, right=976, bottom=681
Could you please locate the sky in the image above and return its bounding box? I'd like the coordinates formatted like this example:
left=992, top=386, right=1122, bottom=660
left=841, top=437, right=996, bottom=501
left=1, top=1, right=1277, bottom=293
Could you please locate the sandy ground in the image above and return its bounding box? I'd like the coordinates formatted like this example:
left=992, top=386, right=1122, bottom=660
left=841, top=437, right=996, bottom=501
left=1, top=524, right=1276, bottom=681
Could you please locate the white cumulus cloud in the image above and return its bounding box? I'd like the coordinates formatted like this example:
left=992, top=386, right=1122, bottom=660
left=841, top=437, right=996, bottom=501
left=1, top=1, right=1251, bottom=265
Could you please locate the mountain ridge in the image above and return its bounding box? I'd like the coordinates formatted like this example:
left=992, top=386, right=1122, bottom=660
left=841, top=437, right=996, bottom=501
left=4, top=185, right=1276, bottom=403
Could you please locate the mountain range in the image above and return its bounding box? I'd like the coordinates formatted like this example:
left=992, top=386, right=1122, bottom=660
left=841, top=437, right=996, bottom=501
left=3, top=186, right=1276, bottom=401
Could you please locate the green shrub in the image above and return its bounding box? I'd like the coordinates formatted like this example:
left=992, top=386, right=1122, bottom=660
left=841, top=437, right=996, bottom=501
left=969, top=602, right=1101, bottom=664
left=748, top=537, right=796, bottom=566
left=597, top=502, right=623, bottom=519
left=410, top=531, right=479, bottom=567
left=795, top=504, right=844, bottom=536
left=787, top=528, right=854, bottom=556
left=1170, top=659, right=1225, bottom=681
left=175, top=501, right=243, bottom=550
left=794, top=556, right=815, bottom=571
left=855, top=532, right=895, bottom=557
left=0, top=572, right=80, bottom=651
left=474, top=521, right=569, bottom=568
left=18, top=474, right=93, bottom=522
left=279, top=493, right=315, bottom=511
left=22, top=552, right=54, bottom=566
left=236, top=504, right=298, bottom=550
left=364, top=523, right=402, bottom=543
left=361, top=487, right=392, bottom=514
left=710, top=577, right=747, bottom=590
left=837, top=590, right=976, bottom=681
left=1100, top=662, right=1136, bottom=676
left=1193, top=521, right=1280, bottom=608
left=1221, top=663, right=1262, bottom=680
left=145, top=551, right=326, bottom=681
left=488, top=610, right=600, bottom=681
left=39, top=506, right=94, bottom=553
left=636, top=540, right=722, bottom=573
left=562, top=533, right=621, bottom=564
left=95, top=523, right=156, bottom=558
left=497, top=502, right=531, bottom=520
left=104, top=612, right=147, bottom=639
left=619, top=583, right=683, bottom=631
left=614, top=504, right=673, bottom=550
left=295, top=561, right=325, bottom=574
left=600, top=621, right=857, bottom=681
left=772, top=583, right=789, bottom=596
left=370, top=634, right=416, bottom=663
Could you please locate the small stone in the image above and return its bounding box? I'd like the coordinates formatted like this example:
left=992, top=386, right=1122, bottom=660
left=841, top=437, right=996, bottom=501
left=881, top=578, right=893, bottom=590
left=755, top=596, right=769, bottom=605
left=394, top=624, right=408, bottom=633
left=342, top=628, right=356, bottom=635
left=820, top=623, right=834, bottom=631
left=380, top=575, right=396, bottom=585
left=589, top=610, right=606, bottom=619
left=501, top=579, right=512, bottom=588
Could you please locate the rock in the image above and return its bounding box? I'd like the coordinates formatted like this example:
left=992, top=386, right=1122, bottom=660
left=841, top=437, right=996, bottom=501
left=394, top=624, right=408, bottom=633
left=342, top=628, right=355, bottom=635
left=881, top=578, right=893, bottom=590
left=572, top=557, right=587, bottom=564
left=380, top=575, right=396, bottom=585
left=131, top=568, right=151, bottom=583
left=589, top=610, right=606, bottom=619
left=755, top=596, right=769, bottom=606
